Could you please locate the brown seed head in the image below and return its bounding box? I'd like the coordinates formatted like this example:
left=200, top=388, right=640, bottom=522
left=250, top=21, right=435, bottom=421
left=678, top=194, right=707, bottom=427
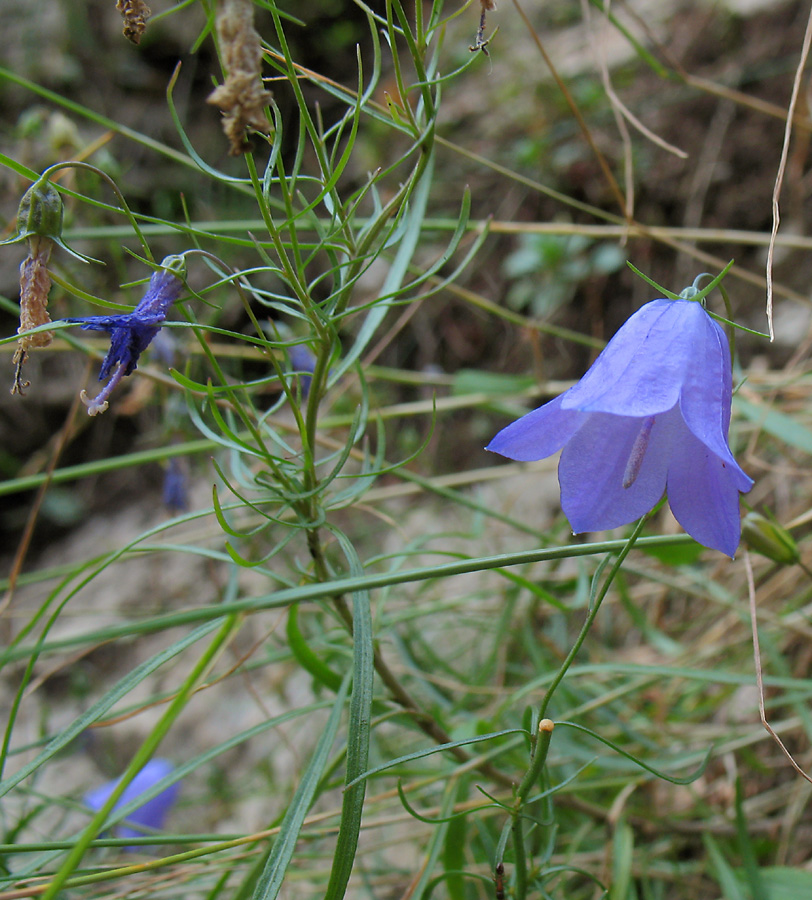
left=207, top=0, right=274, bottom=155
left=17, top=248, right=54, bottom=351
left=116, top=0, right=152, bottom=45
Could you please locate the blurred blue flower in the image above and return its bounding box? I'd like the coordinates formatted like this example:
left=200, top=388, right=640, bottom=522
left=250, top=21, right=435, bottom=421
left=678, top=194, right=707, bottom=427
left=163, top=457, right=189, bottom=515
left=287, top=343, right=317, bottom=398
left=487, top=298, right=753, bottom=556
left=84, top=758, right=180, bottom=846
left=64, top=254, right=186, bottom=415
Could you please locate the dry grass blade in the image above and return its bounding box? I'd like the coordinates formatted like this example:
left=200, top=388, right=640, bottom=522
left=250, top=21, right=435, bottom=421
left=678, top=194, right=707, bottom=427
left=766, top=3, right=812, bottom=342
left=746, top=550, right=812, bottom=786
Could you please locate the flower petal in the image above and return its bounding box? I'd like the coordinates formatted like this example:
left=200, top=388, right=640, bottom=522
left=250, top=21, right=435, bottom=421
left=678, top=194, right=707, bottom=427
left=559, top=408, right=680, bottom=533
left=562, top=300, right=703, bottom=417
left=486, top=394, right=587, bottom=462
left=116, top=759, right=180, bottom=838
left=678, top=312, right=753, bottom=491
left=135, top=265, right=186, bottom=318
left=84, top=759, right=180, bottom=842
left=666, top=425, right=750, bottom=557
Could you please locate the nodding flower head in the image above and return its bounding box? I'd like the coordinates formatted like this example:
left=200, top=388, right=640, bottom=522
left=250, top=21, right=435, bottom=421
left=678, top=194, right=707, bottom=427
left=84, top=758, right=180, bottom=849
left=63, top=254, right=187, bottom=415
left=487, top=296, right=753, bottom=557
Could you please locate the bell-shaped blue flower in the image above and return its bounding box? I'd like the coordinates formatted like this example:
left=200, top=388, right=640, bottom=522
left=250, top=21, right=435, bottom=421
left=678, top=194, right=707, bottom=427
left=486, top=298, right=753, bottom=557
left=84, top=758, right=180, bottom=846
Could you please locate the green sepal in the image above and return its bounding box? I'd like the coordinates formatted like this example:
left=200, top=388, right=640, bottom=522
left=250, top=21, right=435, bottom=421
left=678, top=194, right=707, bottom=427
left=0, top=176, right=102, bottom=264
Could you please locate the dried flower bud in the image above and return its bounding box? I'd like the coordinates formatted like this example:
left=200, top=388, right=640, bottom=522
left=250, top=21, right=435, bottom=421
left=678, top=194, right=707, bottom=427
left=18, top=253, right=54, bottom=349
left=742, top=512, right=800, bottom=566
left=11, top=242, right=55, bottom=396
left=206, top=0, right=273, bottom=155
left=116, top=0, right=151, bottom=44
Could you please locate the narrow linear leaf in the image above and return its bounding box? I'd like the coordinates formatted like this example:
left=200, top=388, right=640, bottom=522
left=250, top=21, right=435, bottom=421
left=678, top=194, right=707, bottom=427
left=323, top=529, right=375, bottom=900
left=735, top=395, right=812, bottom=455
left=0, top=620, right=221, bottom=799
left=346, top=729, right=528, bottom=789
left=252, top=676, right=350, bottom=900
left=331, top=151, right=435, bottom=381
left=287, top=603, right=343, bottom=692
left=556, top=721, right=712, bottom=785
left=704, top=833, right=747, bottom=900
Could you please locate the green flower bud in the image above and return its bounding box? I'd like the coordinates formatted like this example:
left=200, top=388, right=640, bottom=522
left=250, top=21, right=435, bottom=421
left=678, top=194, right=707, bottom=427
left=0, top=175, right=100, bottom=263
left=13, top=178, right=64, bottom=242
left=742, top=512, right=800, bottom=566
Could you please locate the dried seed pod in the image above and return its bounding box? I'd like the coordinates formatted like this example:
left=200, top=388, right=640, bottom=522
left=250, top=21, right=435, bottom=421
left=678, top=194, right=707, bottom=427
left=11, top=240, right=55, bottom=395
left=116, top=0, right=151, bottom=45
left=17, top=246, right=54, bottom=350
left=206, top=0, right=273, bottom=155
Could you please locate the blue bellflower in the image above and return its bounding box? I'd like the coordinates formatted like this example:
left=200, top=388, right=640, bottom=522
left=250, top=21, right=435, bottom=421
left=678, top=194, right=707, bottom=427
left=84, top=758, right=180, bottom=847
left=65, top=254, right=186, bottom=415
left=287, top=343, right=318, bottom=398
left=162, top=457, right=189, bottom=514
left=487, top=298, right=753, bottom=557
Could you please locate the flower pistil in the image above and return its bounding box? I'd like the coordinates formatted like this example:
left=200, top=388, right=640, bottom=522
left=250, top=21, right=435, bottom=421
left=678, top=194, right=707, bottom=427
left=622, top=415, right=656, bottom=489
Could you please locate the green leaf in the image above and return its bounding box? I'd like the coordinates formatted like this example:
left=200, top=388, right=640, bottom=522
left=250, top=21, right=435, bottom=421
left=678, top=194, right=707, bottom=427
left=346, top=729, right=528, bottom=788
left=442, top=788, right=468, bottom=900
left=609, top=820, right=634, bottom=900
left=331, top=151, right=434, bottom=381
left=555, top=721, right=712, bottom=785
left=286, top=603, right=343, bottom=693
left=746, top=867, right=812, bottom=900
left=451, top=369, right=537, bottom=397
left=640, top=538, right=705, bottom=566
left=252, top=676, right=350, bottom=900
left=735, top=395, right=812, bottom=455
left=0, top=621, right=222, bottom=799
left=323, top=529, right=375, bottom=900
left=734, top=777, right=766, bottom=900
left=704, top=834, right=747, bottom=900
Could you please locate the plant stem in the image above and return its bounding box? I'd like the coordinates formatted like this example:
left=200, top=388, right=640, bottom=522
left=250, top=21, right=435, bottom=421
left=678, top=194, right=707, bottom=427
left=509, top=719, right=555, bottom=900
left=507, top=515, right=650, bottom=899
left=538, top=514, right=650, bottom=721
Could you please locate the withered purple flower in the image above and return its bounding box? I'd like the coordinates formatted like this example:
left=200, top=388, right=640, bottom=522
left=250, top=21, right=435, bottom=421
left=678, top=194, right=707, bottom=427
left=487, top=297, right=753, bottom=557
left=64, top=254, right=186, bottom=415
